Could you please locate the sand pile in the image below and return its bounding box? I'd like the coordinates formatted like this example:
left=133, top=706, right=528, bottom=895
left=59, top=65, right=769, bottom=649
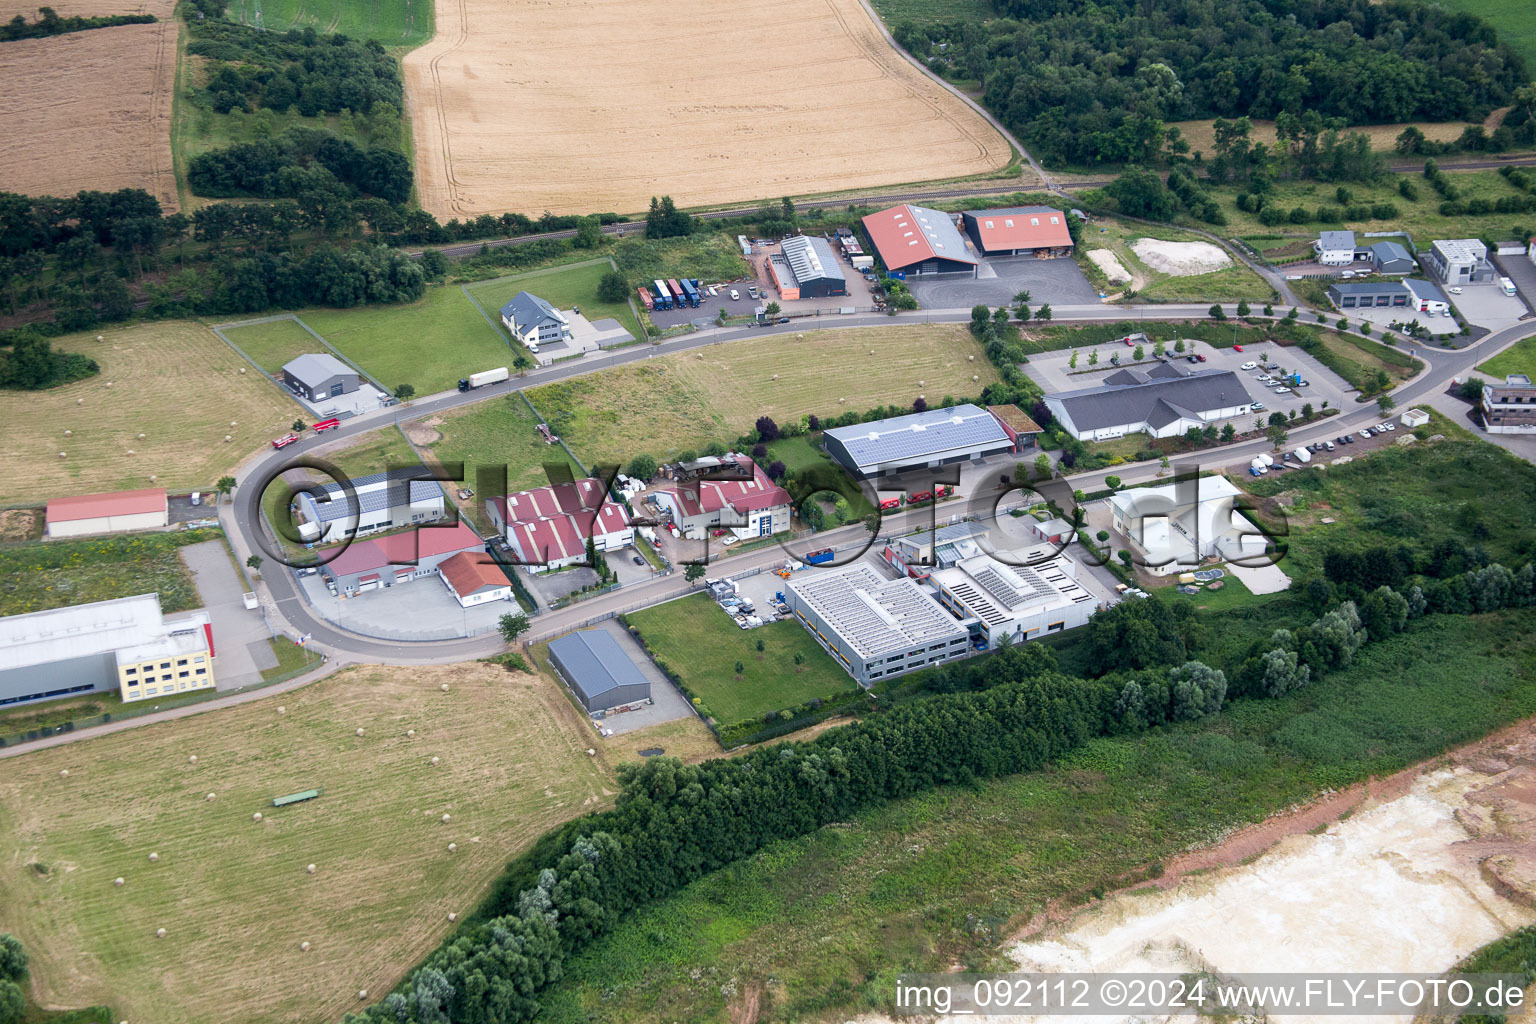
left=1131, top=238, right=1232, bottom=276
left=1087, top=249, right=1132, bottom=284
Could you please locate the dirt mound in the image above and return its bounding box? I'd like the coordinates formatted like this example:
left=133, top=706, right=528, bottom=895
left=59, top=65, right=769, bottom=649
left=1131, top=238, right=1232, bottom=276
left=0, top=509, right=40, bottom=542
left=404, top=416, right=444, bottom=446
left=1087, top=248, right=1132, bottom=284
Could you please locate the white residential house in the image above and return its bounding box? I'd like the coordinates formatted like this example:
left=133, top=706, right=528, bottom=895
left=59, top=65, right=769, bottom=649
left=1314, top=230, right=1358, bottom=266
left=499, top=291, right=572, bottom=352
left=1109, top=476, right=1268, bottom=575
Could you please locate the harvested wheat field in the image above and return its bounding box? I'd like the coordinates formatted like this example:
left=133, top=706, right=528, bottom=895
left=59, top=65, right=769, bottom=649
left=0, top=661, right=616, bottom=1024
left=0, top=322, right=302, bottom=506
left=0, top=20, right=177, bottom=208
left=404, top=0, right=1010, bottom=217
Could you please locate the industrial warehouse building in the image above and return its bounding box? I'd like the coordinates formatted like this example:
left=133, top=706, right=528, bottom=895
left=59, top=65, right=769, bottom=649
left=651, top=455, right=792, bottom=539
left=281, top=353, right=360, bottom=403
left=436, top=551, right=514, bottom=607
left=1109, top=476, right=1267, bottom=575
left=860, top=204, right=978, bottom=277
left=295, top=467, right=447, bottom=544
left=929, top=548, right=1096, bottom=648
left=767, top=236, right=847, bottom=300
left=1043, top=365, right=1254, bottom=441
left=785, top=563, right=970, bottom=685
left=548, top=628, right=651, bottom=713
left=1369, top=240, right=1416, bottom=275
left=0, top=594, right=214, bottom=707
left=1327, top=280, right=1413, bottom=309
left=46, top=487, right=168, bottom=539
left=960, top=207, right=1072, bottom=257
left=487, top=478, right=633, bottom=572
left=1423, top=238, right=1495, bottom=284
left=822, top=404, right=1014, bottom=478
left=318, top=520, right=486, bottom=594
left=882, top=521, right=990, bottom=577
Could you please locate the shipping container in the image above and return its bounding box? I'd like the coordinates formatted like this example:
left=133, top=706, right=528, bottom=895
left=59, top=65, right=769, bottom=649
left=850, top=255, right=875, bottom=270
left=636, top=286, right=654, bottom=311
left=805, top=548, right=835, bottom=565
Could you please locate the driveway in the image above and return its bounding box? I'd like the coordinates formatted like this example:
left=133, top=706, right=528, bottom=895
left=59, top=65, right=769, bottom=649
left=1493, top=252, right=1536, bottom=315
left=557, top=619, right=694, bottom=735
left=1451, top=281, right=1529, bottom=330
left=908, top=256, right=1099, bottom=309
left=180, top=539, right=275, bottom=688
left=296, top=572, right=511, bottom=640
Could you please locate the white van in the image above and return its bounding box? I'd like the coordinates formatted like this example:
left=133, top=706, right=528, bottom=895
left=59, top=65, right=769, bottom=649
left=729, top=289, right=740, bottom=300
left=189, top=492, right=202, bottom=506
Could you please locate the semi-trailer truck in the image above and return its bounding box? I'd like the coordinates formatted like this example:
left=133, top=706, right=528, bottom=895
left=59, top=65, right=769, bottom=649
left=458, top=366, right=510, bottom=392
left=637, top=286, right=654, bottom=311
left=652, top=279, right=673, bottom=309
left=667, top=279, right=686, bottom=308
left=679, top=279, right=701, bottom=307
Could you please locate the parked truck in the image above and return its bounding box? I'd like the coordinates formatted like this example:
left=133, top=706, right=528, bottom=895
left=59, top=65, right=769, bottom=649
left=458, top=366, right=510, bottom=392
left=652, top=279, right=673, bottom=310
left=850, top=255, right=875, bottom=271
left=666, top=279, right=687, bottom=308
left=805, top=548, right=835, bottom=565
left=636, top=286, right=654, bottom=311
left=679, top=279, right=701, bottom=307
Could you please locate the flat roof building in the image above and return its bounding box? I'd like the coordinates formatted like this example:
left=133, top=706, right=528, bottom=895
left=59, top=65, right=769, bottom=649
left=1109, top=476, right=1266, bottom=575
left=768, top=235, right=847, bottom=300
left=1044, top=365, right=1254, bottom=442
left=295, top=467, right=446, bottom=544
left=960, top=207, right=1072, bottom=257
left=548, top=628, right=650, bottom=713
left=987, top=403, right=1044, bottom=450
left=929, top=547, right=1096, bottom=647
left=785, top=563, right=969, bottom=685
left=0, top=594, right=214, bottom=707
left=1481, top=374, right=1536, bottom=433
left=882, top=521, right=991, bottom=577
left=46, top=487, right=167, bottom=539
left=1423, top=239, right=1495, bottom=284
left=861, top=204, right=978, bottom=277
left=823, top=403, right=1013, bottom=478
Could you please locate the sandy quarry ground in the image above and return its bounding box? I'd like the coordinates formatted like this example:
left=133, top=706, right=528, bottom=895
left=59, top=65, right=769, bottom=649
left=1131, top=238, right=1232, bottom=277
left=1087, top=248, right=1132, bottom=284
left=0, top=20, right=177, bottom=209
left=403, top=0, right=1010, bottom=217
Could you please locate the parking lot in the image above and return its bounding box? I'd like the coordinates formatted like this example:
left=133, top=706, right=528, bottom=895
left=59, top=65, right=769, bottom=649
left=297, top=570, right=513, bottom=640
left=907, top=255, right=1100, bottom=309
left=1021, top=333, right=1355, bottom=429
left=1347, top=304, right=1459, bottom=337
left=1447, top=280, right=1529, bottom=330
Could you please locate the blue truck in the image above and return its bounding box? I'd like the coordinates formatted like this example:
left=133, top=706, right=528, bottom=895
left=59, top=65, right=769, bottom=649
left=679, top=279, right=701, bottom=307
left=805, top=548, right=835, bottom=565
left=652, top=279, right=673, bottom=310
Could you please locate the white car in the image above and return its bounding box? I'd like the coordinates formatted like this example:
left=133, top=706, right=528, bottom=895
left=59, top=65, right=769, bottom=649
left=1450, top=287, right=1463, bottom=294
left=1274, top=386, right=1292, bottom=394
left=729, top=289, right=740, bottom=300
left=1385, top=423, right=1396, bottom=431
left=1241, top=361, right=1257, bottom=370
left=722, top=535, right=738, bottom=546
left=1250, top=402, right=1265, bottom=411
left=1256, top=374, right=1271, bottom=382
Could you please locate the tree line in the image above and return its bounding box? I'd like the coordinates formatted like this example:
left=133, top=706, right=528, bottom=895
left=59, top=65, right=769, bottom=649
left=187, top=130, right=413, bottom=205
left=891, top=0, right=1527, bottom=166
left=187, top=20, right=401, bottom=118
left=1, top=6, right=154, bottom=41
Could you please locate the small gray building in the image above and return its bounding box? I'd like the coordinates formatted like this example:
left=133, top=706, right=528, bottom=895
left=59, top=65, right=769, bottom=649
left=549, top=629, right=651, bottom=713
left=281, top=353, right=360, bottom=403
left=1423, top=239, right=1495, bottom=284
left=1327, top=280, right=1413, bottom=310
left=1369, top=241, right=1415, bottom=275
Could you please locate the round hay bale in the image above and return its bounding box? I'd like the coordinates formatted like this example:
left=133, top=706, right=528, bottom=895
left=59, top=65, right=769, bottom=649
left=355, top=728, right=365, bottom=737
left=969, top=355, right=975, bottom=361
left=300, top=941, right=311, bottom=952
left=448, top=912, right=457, bottom=922
left=972, top=375, right=979, bottom=382
left=149, top=475, right=156, bottom=482
left=306, top=863, right=317, bottom=874
left=441, top=813, right=451, bottom=824
left=76, top=398, right=83, bottom=405
left=430, top=756, right=440, bottom=766
left=96, top=335, right=103, bottom=342
left=59, top=769, right=68, bottom=777
left=224, top=435, right=232, bottom=442
left=230, top=421, right=237, bottom=427
left=188, top=755, right=197, bottom=764
left=277, top=706, right=286, bottom=714
left=59, top=451, right=67, bottom=458
left=105, top=382, right=112, bottom=389
left=838, top=398, right=845, bottom=404
left=239, top=367, right=246, bottom=374
left=63, top=429, right=71, bottom=437
left=156, top=928, right=166, bottom=939
left=447, top=842, right=457, bottom=853
left=252, top=812, right=263, bottom=822
left=205, top=792, right=216, bottom=801
left=114, top=877, right=124, bottom=887
left=358, top=990, right=368, bottom=1001
left=918, top=380, right=924, bottom=387
left=440, top=683, right=449, bottom=692
left=126, top=450, right=134, bottom=456
left=138, top=433, right=145, bottom=440
left=148, top=852, right=159, bottom=862
left=586, top=748, right=596, bottom=756
left=406, top=729, right=415, bottom=737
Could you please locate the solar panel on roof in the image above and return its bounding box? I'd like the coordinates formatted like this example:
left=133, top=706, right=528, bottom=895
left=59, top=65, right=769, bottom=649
left=307, top=469, right=440, bottom=523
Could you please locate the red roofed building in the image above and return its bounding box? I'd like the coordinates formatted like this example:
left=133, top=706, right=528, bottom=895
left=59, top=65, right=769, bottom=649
left=487, top=478, right=634, bottom=572
left=437, top=551, right=514, bottom=607
left=47, top=488, right=168, bottom=539
left=652, top=456, right=792, bottom=539
left=960, top=207, right=1073, bottom=257
left=319, top=520, right=485, bottom=593
left=860, top=204, right=979, bottom=277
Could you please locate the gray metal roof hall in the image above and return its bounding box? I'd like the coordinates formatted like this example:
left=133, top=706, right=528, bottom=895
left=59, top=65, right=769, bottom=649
left=300, top=467, right=445, bottom=524
left=548, top=628, right=651, bottom=713
left=822, top=404, right=1013, bottom=478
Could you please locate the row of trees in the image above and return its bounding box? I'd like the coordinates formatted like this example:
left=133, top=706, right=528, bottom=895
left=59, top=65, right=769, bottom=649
left=187, top=131, right=412, bottom=205
left=187, top=21, right=402, bottom=117
left=1, top=6, right=154, bottom=41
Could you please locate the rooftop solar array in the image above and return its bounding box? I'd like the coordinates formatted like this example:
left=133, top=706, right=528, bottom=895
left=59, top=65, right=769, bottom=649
left=824, top=404, right=1010, bottom=470
left=303, top=468, right=442, bottom=523
left=789, top=564, right=965, bottom=659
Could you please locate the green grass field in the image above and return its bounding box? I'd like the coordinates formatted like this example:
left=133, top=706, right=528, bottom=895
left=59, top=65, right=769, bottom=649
left=868, top=0, right=991, bottom=24
left=0, top=530, right=218, bottom=617
left=626, top=594, right=857, bottom=730
left=225, top=0, right=432, bottom=47
left=1476, top=334, right=1536, bottom=379
left=321, top=429, right=423, bottom=480
left=0, top=662, right=609, bottom=1024
left=298, top=286, right=513, bottom=396
left=532, top=608, right=1536, bottom=1024
left=1077, top=216, right=1273, bottom=302
left=1310, top=331, right=1422, bottom=395
left=465, top=260, right=642, bottom=343
left=219, top=318, right=327, bottom=376
left=764, top=436, right=831, bottom=477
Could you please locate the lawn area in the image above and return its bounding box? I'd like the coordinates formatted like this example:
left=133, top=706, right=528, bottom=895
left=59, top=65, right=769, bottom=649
left=225, top=0, right=432, bottom=46
left=320, top=429, right=424, bottom=480
left=0, top=529, right=218, bottom=617
left=765, top=435, right=831, bottom=477
left=625, top=594, right=858, bottom=731
left=219, top=317, right=326, bottom=376
left=464, top=260, right=641, bottom=343
left=0, top=661, right=612, bottom=1024
left=298, top=285, right=514, bottom=397
left=1310, top=331, right=1421, bottom=395
left=1476, top=334, right=1536, bottom=379
left=531, top=608, right=1536, bottom=1024
left=0, top=322, right=302, bottom=506
left=1076, top=216, right=1273, bottom=302
left=1209, top=170, right=1536, bottom=249
left=528, top=325, right=998, bottom=466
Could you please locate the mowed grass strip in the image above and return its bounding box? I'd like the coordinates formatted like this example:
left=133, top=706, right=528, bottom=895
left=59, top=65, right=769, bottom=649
left=465, top=261, right=641, bottom=342
left=414, top=395, right=581, bottom=494
left=626, top=594, right=857, bottom=729
left=0, top=322, right=302, bottom=506
left=220, top=318, right=324, bottom=376
left=529, top=325, right=999, bottom=466
left=299, top=286, right=514, bottom=397
left=225, top=0, right=432, bottom=47
left=0, top=661, right=613, bottom=1024
left=1477, top=334, right=1536, bottom=380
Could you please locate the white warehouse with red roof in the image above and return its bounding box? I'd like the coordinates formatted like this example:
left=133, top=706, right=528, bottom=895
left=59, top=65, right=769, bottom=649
left=860, top=204, right=979, bottom=277
left=651, top=455, right=792, bottom=540
left=487, top=477, right=633, bottom=573
left=46, top=487, right=168, bottom=539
